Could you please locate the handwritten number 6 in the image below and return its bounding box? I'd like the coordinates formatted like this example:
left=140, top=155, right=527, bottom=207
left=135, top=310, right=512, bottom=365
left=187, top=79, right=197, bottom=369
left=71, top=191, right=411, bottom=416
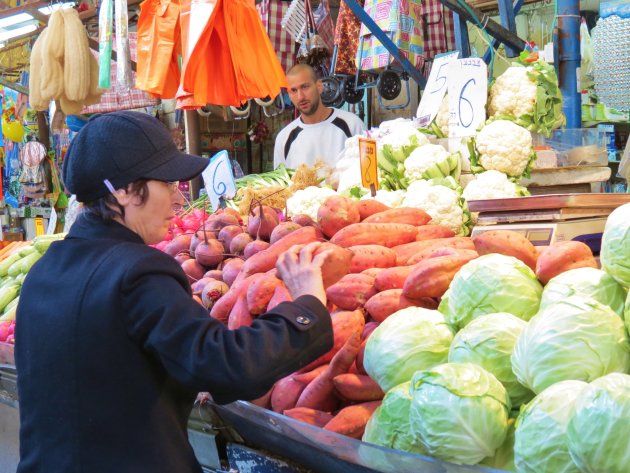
left=212, top=159, right=227, bottom=196
left=458, top=78, right=475, bottom=129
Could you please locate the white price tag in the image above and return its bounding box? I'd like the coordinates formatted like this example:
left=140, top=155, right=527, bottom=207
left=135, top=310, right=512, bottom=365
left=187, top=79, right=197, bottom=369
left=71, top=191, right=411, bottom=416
left=201, top=151, right=236, bottom=211
left=46, top=208, right=58, bottom=235
left=448, top=58, right=488, bottom=138
left=416, top=51, right=459, bottom=126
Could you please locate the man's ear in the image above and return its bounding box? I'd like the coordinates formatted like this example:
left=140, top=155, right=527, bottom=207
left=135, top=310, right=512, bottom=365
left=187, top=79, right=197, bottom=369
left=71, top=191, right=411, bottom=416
left=316, top=79, right=324, bottom=95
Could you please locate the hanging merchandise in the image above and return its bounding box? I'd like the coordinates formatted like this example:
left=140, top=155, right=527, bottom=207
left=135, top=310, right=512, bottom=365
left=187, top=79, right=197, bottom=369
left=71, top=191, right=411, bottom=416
left=19, top=141, right=49, bottom=200
left=2, top=92, right=25, bottom=144
left=333, top=0, right=365, bottom=76
left=114, top=0, right=134, bottom=91
left=98, top=0, right=113, bottom=89
left=356, top=0, right=425, bottom=72
left=421, top=0, right=456, bottom=62
left=579, top=18, right=594, bottom=92
left=296, top=0, right=330, bottom=69
left=174, top=0, right=205, bottom=109
left=257, top=0, right=296, bottom=73
left=135, top=0, right=182, bottom=98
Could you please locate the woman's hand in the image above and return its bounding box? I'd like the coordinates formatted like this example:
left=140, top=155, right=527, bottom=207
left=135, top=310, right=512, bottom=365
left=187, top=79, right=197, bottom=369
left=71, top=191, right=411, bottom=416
left=276, top=242, right=332, bottom=305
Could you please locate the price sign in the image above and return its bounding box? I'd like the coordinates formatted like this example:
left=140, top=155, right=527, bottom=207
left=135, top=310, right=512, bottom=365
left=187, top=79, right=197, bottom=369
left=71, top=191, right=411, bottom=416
left=201, top=151, right=236, bottom=211
left=416, top=51, right=460, bottom=127
left=46, top=208, right=58, bottom=235
left=358, top=138, right=378, bottom=195
left=34, top=217, right=45, bottom=236
left=448, top=58, right=488, bottom=138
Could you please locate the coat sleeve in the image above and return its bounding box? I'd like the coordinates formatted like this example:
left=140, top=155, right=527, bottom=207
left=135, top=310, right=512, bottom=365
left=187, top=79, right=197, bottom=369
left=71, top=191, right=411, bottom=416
left=120, top=252, right=333, bottom=404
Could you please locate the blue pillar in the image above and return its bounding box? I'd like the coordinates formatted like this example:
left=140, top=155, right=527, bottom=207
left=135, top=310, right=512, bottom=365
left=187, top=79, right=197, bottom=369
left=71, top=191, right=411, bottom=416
left=557, top=0, right=581, bottom=128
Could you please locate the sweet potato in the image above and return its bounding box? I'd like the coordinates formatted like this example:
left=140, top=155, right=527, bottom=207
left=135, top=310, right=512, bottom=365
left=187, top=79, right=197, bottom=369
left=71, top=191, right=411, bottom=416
left=292, top=364, right=329, bottom=385
left=333, top=374, right=384, bottom=401
left=326, top=274, right=376, bottom=310
left=393, top=239, right=446, bottom=265
left=317, top=195, right=360, bottom=239
left=323, top=401, right=382, bottom=439
left=403, top=251, right=478, bottom=299
left=363, top=207, right=431, bottom=226
left=407, top=237, right=476, bottom=265
left=536, top=240, right=598, bottom=285
left=246, top=274, right=282, bottom=315
left=331, top=223, right=418, bottom=248
left=210, top=273, right=261, bottom=323
left=266, top=283, right=292, bottom=311
left=270, top=221, right=302, bottom=245
left=271, top=375, right=307, bottom=413
left=314, top=242, right=354, bottom=288
left=356, top=339, right=368, bottom=375
left=227, top=296, right=254, bottom=329
left=299, top=309, right=365, bottom=372
left=236, top=226, right=319, bottom=282
left=348, top=245, right=397, bottom=273
left=361, top=267, right=386, bottom=278
left=473, top=230, right=538, bottom=270
left=416, top=224, right=456, bottom=241
left=357, top=200, right=390, bottom=220
left=362, top=321, right=379, bottom=340
left=283, top=407, right=334, bottom=427
left=250, top=387, right=274, bottom=409
left=374, top=265, right=415, bottom=291
left=296, top=332, right=362, bottom=410
left=364, top=289, right=437, bottom=322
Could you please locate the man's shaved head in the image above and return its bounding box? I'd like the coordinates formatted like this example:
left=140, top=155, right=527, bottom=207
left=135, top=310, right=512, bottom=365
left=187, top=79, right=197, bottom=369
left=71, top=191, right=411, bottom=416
left=286, top=63, right=318, bottom=83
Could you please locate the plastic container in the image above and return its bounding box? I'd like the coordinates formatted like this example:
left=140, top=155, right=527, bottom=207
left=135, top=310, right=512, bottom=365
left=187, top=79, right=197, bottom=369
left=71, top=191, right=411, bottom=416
left=532, top=129, right=608, bottom=167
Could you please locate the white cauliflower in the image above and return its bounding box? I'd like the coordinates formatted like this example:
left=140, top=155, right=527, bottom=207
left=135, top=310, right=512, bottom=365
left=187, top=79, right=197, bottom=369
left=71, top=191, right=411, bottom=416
left=286, top=186, right=336, bottom=220
left=471, top=120, right=535, bottom=178
left=361, top=189, right=406, bottom=208
left=402, top=180, right=467, bottom=235
left=435, top=94, right=450, bottom=137
left=404, top=143, right=460, bottom=183
left=488, top=66, right=537, bottom=118
left=332, top=136, right=362, bottom=193
left=462, top=170, right=529, bottom=201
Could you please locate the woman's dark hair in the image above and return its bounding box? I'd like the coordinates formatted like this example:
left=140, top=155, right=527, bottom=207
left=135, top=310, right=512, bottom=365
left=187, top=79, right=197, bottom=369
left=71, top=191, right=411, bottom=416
left=83, top=180, right=150, bottom=222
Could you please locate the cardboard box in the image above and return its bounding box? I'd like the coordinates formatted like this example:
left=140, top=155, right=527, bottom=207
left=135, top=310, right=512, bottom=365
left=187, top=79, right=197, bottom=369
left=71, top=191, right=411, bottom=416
left=471, top=217, right=607, bottom=253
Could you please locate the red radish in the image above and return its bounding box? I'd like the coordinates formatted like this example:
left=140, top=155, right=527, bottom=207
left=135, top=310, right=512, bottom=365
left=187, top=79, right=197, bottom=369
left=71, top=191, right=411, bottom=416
left=222, top=258, right=245, bottom=286
left=174, top=251, right=191, bottom=264
left=171, top=227, right=184, bottom=237
left=171, top=215, right=184, bottom=229
left=182, top=216, right=201, bottom=232
left=270, top=222, right=302, bottom=245
left=229, top=233, right=253, bottom=255
left=247, top=204, right=279, bottom=241
left=165, top=234, right=193, bottom=257
left=218, top=225, right=244, bottom=252
left=192, top=208, right=209, bottom=222
left=162, top=232, right=173, bottom=242
left=244, top=240, right=271, bottom=259
left=181, top=258, right=205, bottom=284
left=291, top=214, right=314, bottom=227
left=195, top=238, right=225, bottom=268
left=192, top=277, right=215, bottom=294
left=204, top=269, right=223, bottom=281
left=201, top=279, right=230, bottom=309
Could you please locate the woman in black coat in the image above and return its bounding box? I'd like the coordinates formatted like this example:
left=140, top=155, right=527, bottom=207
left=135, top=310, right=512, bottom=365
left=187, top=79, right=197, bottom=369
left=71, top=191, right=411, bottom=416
left=15, top=111, right=334, bottom=473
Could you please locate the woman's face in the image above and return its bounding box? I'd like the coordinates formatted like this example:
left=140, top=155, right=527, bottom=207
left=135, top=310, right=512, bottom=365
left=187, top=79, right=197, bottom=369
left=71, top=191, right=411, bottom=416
left=118, top=180, right=183, bottom=244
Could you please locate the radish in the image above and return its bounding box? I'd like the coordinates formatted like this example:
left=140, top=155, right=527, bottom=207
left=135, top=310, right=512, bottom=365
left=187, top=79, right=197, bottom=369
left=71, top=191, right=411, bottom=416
left=201, top=279, right=230, bottom=310
left=204, top=269, right=223, bottom=281
left=270, top=222, right=302, bottom=245
left=181, top=258, right=205, bottom=284
left=244, top=240, right=270, bottom=259
left=229, top=233, right=253, bottom=256
left=182, top=215, right=201, bottom=232
left=204, top=213, right=240, bottom=233
left=165, top=233, right=192, bottom=257
left=174, top=251, right=191, bottom=264
left=292, top=214, right=314, bottom=227
left=247, top=203, right=279, bottom=241
left=218, top=225, right=244, bottom=252
left=195, top=238, right=225, bottom=268
left=222, top=258, right=245, bottom=286
left=217, top=207, right=243, bottom=225
left=192, top=277, right=215, bottom=294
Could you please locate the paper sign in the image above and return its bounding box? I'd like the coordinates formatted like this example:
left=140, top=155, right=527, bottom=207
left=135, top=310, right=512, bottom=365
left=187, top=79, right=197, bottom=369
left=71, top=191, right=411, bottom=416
left=46, top=208, right=58, bottom=235
left=34, top=217, right=45, bottom=237
left=358, top=138, right=379, bottom=194
left=201, top=151, right=236, bottom=211
left=448, top=58, right=488, bottom=138
left=416, top=51, right=460, bottom=126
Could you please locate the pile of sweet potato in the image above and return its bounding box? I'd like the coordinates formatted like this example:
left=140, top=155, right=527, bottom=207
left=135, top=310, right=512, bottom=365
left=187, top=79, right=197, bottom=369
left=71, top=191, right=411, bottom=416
left=165, top=195, right=599, bottom=439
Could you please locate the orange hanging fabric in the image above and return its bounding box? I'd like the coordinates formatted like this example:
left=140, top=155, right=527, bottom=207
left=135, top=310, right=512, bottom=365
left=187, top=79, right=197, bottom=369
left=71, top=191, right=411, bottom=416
left=136, top=0, right=181, bottom=98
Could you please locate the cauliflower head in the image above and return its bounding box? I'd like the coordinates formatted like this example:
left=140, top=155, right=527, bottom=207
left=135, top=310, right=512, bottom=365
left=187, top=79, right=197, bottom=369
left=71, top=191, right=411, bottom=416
left=361, top=189, right=406, bottom=208
left=463, top=170, right=529, bottom=201
left=471, top=120, right=536, bottom=178
left=378, top=123, right=429, bottom=165
left=488, top=66, right=537, bottom=118
left=333, top=136, right=363, bottom=193
left=404, top=143, right=461, bottom=183
left=435, top=94, right=450, bottom=137
left=286, top=186, right=337, bottom=220
left=402, top=179, right=468, bottom=235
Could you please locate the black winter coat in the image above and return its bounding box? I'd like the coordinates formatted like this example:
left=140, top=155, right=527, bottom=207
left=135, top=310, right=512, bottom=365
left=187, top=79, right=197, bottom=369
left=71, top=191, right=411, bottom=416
left=15, top=212, right=333, bottom=473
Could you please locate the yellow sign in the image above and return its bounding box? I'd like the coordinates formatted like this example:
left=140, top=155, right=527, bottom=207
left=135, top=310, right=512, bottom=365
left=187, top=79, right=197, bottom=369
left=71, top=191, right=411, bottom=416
left=34, top=217, right=45, bottom=236
left=358, top=138, right=378, bottom=194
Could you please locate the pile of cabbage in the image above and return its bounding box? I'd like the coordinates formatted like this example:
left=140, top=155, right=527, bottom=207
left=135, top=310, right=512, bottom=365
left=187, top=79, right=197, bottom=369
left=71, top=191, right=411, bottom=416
left=359, top=218, right=630, bottom=473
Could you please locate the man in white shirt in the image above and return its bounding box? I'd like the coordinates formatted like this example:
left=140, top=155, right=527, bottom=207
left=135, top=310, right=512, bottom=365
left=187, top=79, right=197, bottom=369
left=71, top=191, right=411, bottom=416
left=273, top=64, right=366, bottom=170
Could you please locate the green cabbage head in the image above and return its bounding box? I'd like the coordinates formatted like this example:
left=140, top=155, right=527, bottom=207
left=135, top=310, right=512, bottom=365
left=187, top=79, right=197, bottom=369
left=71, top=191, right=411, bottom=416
left=362, top=381, right=425, bottom=455
left=438, top=254, right=543, bottom=331
left=568, top=373, right=630, bottom=473
left=601, top=203, right=630, bottom=288
left=448, top=312, right=534, bottom=407
left=363, top=307, right=453, bottom=392
left=512, top=295, right=630, bottom=394
left=540, top=267, right=626, bottom=318
left=514, top=380, right=588, bottom=473
left=409, top=362, right=510, bottom=465
left=480, top=417, right=516, bottom=472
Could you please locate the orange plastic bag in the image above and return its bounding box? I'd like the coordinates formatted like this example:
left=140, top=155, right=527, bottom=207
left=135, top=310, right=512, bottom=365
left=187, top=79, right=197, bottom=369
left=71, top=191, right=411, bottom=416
left=136, top=0, right=181, bottom=98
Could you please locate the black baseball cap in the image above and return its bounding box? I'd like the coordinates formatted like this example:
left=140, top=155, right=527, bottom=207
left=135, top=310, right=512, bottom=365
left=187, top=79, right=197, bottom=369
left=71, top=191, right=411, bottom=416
left=62, top=111, right=209, bottom=202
